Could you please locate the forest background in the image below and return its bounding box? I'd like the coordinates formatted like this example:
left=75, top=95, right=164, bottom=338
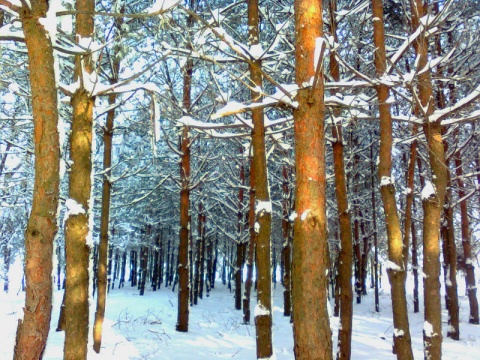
left=0, top=0, right=479, bottom=359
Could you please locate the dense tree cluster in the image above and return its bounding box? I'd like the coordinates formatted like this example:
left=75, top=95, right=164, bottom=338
left=0, top=0, right=479, bottom=359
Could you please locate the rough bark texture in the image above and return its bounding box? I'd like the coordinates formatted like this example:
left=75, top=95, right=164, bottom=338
left=248, top=0, right=273, bottom=357
left=292, top=0, right=332, bottom=358
left=329, top=1, right=353, bottom=358
left=64, top=0, right=95, bottom=358
left=372, top=1, right=413, bottom=358
left=411, top=1, right=446, bottom=358
left=14, top=2, right=60, bottom=358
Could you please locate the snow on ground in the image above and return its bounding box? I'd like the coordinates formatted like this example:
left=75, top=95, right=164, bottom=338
left=1, top=272, right=479, bottom=359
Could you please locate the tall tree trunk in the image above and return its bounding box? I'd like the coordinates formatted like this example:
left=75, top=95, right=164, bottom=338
left=455, top=154, right=479, bottom=324
left=235, top=151, right=246, bottom=310
left=243, top=153, right=256, bottom=324
left=370, top=144, right=380, bottom=313
left=93, top=10, right=122, bottom=348
left=328, top=1, right=353, bottom=357
left=176, top=1, right=194, bottom=328
left=248, top=0, right=273, bottom=357
left=441, top=178, right=459, bottom=339
left=281, top=165, right=292, bottom=317
left=63, top=0, right=95, bottom=358
left=292, top=0, right=332, bottom=358
left=372, top=1, right=413, bottom=358
left=14, top=2, right=60, bottom=358
left=411, top=1, right=446, bottom=358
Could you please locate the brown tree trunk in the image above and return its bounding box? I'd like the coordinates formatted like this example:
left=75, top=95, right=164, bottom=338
left=235, top=158, right=245, bottom=310
left=372, top=1, right=413, bottom=359
left=281, top=165, right=292, bottom=317
left=370, top=144, right=380, bottom=313
left=292, top=0, right=332, bottom=358
left=247, top=0, right=273, bottom=357
left=441, top=176, right=460, bottom=339
left=328, top=2, right=353, bottom=358
left=411, top=1, right=446, bottom=358
left=455, top=154, right=479, bottom=324
left=176, top=87, right=192, bottom=332
left=93, top=11, right=122, bottom=350
left=14, top=2, right=60, bottom=358
left=63, top=0, right=95, bottom=358
left=243, top=154, right=256, bottom=324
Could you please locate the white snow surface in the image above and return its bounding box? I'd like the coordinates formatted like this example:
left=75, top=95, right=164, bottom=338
left=2, top=262, right=480, bottom=359
left=64, top=198, right=86, bottom=216
left=255, top=200, right=272, bottom=215
left=421, top=180, right=436, bottom=200
left=254, top=303, right=271, bottom=318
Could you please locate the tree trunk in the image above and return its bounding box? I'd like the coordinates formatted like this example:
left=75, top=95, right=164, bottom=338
left=235, top=151, right=246, bottom=310
left=328, top=2, right=353, bottom=356
left=455, top=154, right=479, bottom=324
left=14, top=2, right=60, bottom=358
left=176, top=2, right=194, bottom=327
left=243, top=154, right=256, bottom=324
left=441, top=180, right=459, bottom=339
left=370, top=144, right=380, bottom=313
left=247, top=1, right=273, bottom=357
left=411, top=1, right=446, bottom=358
left=292, top=0, right=332, bottom=358
left=372, top=1, right=413, bottom=358
left=93, top=39, right=120, bottom=346
left=281, top=165, right=292, bottom=317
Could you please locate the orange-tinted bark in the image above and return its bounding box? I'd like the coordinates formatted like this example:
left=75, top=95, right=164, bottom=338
left=292, top=0, right=332, bottom=358
left=14, top=2, right=60, bottom=358
left=248, top=0, right=273, bottom=357
left=64, top=0, right=95, bottom=358
left=411, top=1, right=446, bottom=358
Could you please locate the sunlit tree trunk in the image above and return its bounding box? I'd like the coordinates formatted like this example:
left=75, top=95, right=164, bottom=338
left=411, top=1, right=446, bottom=358
left=63, top=0, right=95, bottom=358
left=248, top=0, right=273, bottom=357
left=14, top=2, right=60, bottom=358
left=372, top=1, right=413, bottom=358
left=292, top=0, right=332, bottom=358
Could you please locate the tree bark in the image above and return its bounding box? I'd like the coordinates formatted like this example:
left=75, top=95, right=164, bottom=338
left=372, top=1, right=413, bottom=358
left=247, top=0, right=273, bottom=357
left=411, top=1, right=446, bottom=358
left=93, top=12, right=122, bottom=347
left=281, top=165, right=292, bottom=317
left=243, top=153, right=256, bottom=324
left=328, top=1, right=353, bottom=358
left=14, top=2, right=60, bottom=358
left=455, top=153, right=479, bottom=324
left=292, top=0, right=332, bottom=358
left=176, top=2, right=194, bottom=328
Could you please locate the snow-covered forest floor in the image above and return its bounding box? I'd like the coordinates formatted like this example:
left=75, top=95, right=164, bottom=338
left=1, top=262, right=479, bottom=359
